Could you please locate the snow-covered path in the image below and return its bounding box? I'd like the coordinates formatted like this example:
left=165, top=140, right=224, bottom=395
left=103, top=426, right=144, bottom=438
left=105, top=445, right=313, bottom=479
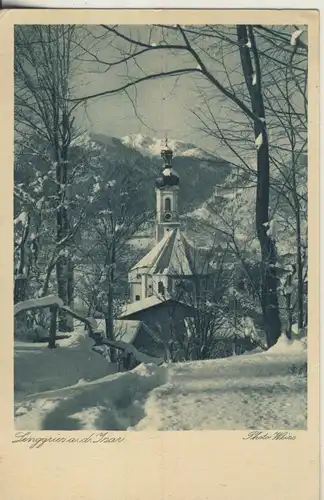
left=15, top=336, right=307, bottom=431
left=134, top=352, right=306, bottom=430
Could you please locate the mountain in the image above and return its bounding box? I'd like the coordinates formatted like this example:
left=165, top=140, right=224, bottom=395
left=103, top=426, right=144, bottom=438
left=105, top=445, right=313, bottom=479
left=15, top=131, right=232, bottom=226
left=120, top=133, right=220, bottom=161
left=82, top=132, right=232, bottom=214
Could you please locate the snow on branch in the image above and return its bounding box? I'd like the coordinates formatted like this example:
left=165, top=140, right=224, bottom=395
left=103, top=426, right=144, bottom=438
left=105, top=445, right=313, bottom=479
left=100, top=337, right=165, bottom=366
left=14, top=295, right=64, bottom=316
left=266, top=219, right=278, bottom=239
left=61, top=305, right=96, bottom=333
left=290, top=29, right=304, bottom=46
left=255, top=132, right=263, bottom=150
left=14, top=212, right=29, bottom=226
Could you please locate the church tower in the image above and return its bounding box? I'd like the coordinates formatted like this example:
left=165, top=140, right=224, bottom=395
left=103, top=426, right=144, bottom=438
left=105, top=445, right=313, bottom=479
left=155, top=141, right=180, bottom=243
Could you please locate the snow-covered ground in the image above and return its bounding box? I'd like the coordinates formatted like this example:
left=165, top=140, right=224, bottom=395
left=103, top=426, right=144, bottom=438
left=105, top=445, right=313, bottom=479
left=14, top=325, right=118, bottom=401
left=14, top=333, right=307, bottom=431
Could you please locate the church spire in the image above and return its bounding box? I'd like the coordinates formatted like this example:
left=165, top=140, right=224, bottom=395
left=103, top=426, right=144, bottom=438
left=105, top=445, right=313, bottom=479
left=161, top=136, right=173, bottom=166
left=155, top=139, right=180, bottom=243
left=156, top=139, right=179, bottom=189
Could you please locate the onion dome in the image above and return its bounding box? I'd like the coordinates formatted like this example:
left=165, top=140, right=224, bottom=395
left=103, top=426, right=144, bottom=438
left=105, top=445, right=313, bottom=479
left=156, top=140, right=179, bottom=188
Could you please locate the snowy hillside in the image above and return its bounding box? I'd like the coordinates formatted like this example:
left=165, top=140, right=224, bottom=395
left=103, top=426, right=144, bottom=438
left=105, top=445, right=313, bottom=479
left=15, top=334, right=306, bottom=431
left=186, top=163, right=308, bottom=261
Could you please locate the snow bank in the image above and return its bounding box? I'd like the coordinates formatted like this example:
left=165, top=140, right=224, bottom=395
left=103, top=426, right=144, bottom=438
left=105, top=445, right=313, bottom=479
left=265, top=334, right=307, bottom=357
left=15, top=335, right=307, bottom=430
left=135, top=346, right=307, bottom=430
left=15, top=363, right=168, bottom=431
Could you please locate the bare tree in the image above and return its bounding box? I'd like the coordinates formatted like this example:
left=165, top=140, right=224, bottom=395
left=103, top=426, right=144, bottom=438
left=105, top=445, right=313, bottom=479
left=70, top=24, right=307, bottom=347
left=191, top=25, right=308, bottom=336
left=73, top=158, right=153, bottom=360
left=15, top=25, right=84, bottom=330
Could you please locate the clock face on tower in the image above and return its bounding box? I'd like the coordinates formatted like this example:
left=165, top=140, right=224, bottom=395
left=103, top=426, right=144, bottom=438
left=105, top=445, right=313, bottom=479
left=164, top=212, right=173, bottom=222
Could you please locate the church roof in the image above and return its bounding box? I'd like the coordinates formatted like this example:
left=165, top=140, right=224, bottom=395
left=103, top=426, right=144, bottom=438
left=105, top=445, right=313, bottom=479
left=131, top=231, right=171, bottom=271
left=151, top=228, right=193, bottom=275
left=131, top=228, right=205, bottom=276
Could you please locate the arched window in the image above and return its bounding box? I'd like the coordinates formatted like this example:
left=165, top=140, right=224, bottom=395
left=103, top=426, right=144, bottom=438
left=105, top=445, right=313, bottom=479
left=164, top=197, right=171, bottom=212
left=135, top=295, right=140, bottom=301
left=158, top=281, right=165, bottom=295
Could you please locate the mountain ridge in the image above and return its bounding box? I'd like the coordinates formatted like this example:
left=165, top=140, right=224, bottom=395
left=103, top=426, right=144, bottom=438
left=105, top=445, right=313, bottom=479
left=76, top=132, right=233, bottom=214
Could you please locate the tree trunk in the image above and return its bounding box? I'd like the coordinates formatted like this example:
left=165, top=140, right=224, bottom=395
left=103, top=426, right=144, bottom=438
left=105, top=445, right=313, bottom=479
left=66, top=257, right=74, bottom=330
left=14, top=212, right=31, bottom=304
left=14, top=276, right=29, bottom=304
left=105, top=315, right=116, bottom=362
left=105, top=231, right=116, bottom=362
left=284, top=273, right=293, bottom=340
left=56, top=255, right=70, bottom=331
left=55, top=146, right=73, bottom=332
left=48, top=305, right=58, bottom=348
left=295, top=220, right=304, bottom=330
left=237, top=25, right=281, bottom=347
left=291, top=163, right=304, bottom=330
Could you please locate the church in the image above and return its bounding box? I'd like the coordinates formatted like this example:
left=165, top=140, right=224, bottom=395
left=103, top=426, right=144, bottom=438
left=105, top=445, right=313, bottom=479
left=118, top=141, right=211, bottom=358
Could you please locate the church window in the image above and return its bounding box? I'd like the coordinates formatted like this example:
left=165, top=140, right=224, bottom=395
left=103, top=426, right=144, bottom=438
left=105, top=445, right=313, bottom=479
left=164, top=197, right=171, bottom=212
left=158, top=281, right=165, bottom=295
left=135, top=295, right=140, bottom=301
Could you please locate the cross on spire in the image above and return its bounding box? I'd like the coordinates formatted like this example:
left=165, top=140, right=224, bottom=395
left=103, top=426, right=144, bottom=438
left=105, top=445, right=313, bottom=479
left=161, top=135, right=173, bottom=166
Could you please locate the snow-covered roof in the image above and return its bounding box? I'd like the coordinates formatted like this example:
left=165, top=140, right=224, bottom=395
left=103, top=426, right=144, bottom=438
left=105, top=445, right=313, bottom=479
left=131, top=228, right=209, bottom=276
left=119, top=295, right=165, bottom=318
left=119, top=294, right=194, bottom=319
left=94, top=319, right=142, bottom=344
left=151, top=228, right=193, bottom=275
left=115, top=320, right=142, bottom=344
left=131, top=232, right=170, bottom=271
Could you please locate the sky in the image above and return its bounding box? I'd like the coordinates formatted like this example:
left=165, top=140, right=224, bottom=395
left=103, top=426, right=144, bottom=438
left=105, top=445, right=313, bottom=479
left=72, top=25, right=240, bottom=156
left=76, top=67, right=202, bottom=145
left=14, top=24, right=307, bottom=163
left=70, top=24, right=307, bottom=162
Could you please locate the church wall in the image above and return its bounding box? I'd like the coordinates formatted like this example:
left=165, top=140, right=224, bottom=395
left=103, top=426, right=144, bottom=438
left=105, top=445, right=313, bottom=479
left=155, top=186, right=180, bottom=242
left=147, top=275, right=153, bottom=296
left=128, top=267, right=150, bottom=282
left=129, top=266, right=153, bottom=301
left=130, top=282, right=142, bottom=302
left=152, top=274, right=169, bottom=296
left=155, top=224, right=166, bottom=243
left=156, top=188, right=179, bottom=223
left=141, top=274, right=148, bottom=299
